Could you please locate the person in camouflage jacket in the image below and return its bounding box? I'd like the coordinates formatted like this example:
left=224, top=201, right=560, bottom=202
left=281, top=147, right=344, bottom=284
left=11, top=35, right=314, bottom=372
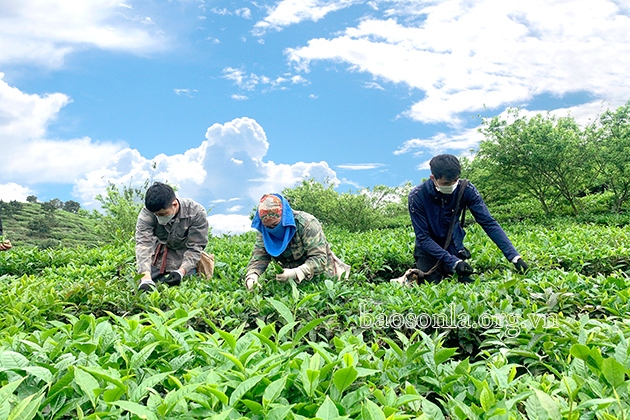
left=135, top=182, right=208, bottom=292
left=245, top=193, right=350, bottom=290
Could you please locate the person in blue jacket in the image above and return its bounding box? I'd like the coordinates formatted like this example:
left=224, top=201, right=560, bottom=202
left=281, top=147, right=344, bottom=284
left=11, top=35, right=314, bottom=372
left=407, top=154, right=528, bottom=283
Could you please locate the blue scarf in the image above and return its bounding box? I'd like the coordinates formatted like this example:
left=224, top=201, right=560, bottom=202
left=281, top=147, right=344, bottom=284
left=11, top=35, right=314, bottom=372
left=251, top=194, right=296, bottom=257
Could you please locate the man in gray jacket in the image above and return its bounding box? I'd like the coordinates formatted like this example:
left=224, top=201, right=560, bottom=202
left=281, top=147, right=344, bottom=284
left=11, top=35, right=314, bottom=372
left=135, top=182, right=209, bottom=292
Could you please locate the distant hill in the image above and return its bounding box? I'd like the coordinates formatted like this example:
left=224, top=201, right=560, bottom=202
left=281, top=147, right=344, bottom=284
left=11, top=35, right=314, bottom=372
left=1, top=202, right=103, bottom=249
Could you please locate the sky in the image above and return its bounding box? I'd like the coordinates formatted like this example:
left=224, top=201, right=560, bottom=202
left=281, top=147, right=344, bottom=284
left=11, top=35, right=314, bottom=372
left=1, top=0, right=629, bottom=235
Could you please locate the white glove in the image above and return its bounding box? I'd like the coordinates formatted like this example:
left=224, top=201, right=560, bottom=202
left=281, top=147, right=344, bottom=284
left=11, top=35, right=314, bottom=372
left=245, top=273, right=260, bottom=290
left=276, top=267, right=306, bottom=283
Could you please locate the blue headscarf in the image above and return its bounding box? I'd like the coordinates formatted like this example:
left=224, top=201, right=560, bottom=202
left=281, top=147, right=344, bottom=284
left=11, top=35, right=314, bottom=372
left=251, top=193, right=296, bottom=257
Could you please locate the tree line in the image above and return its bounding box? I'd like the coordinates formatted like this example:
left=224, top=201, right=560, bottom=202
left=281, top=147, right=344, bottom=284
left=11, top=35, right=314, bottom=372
left=465, top=100, right=630, bottom=217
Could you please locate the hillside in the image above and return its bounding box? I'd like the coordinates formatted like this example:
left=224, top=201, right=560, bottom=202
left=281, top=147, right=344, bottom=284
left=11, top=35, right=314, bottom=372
left=1, top=201, right=103, bottom=248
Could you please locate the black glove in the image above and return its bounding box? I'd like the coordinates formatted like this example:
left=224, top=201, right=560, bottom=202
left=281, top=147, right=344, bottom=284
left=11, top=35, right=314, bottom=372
left=164, top=270, right=182, bottom=286
left=513, top=258, right=529, bottom=273
left=455, top=260, right=474, bottom=276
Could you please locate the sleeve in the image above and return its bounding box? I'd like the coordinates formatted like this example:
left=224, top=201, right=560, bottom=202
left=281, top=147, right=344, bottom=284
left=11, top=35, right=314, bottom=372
left=135, top=208, right=158, bottom=273
left=180, top=207, right=209, bottom=274
left=466, top=184, right=519, bottom=261
left=296, top=217, right=329, bottom=279
left=246, top=232, right=272, bottom=276
left=408, top=190, right=460, bottom=269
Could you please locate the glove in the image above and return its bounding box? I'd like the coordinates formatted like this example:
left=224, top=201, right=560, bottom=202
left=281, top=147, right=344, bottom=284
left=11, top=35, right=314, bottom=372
left=513, top=257, right=529, bottom=273
left=276, top=267, right=307, bottom=283
left=454, top=260, right=474, bottom=276
left=138, top=275, right=156, bottom=292
left=405, top=269, right=424, bottom=283
left=164, top=270, right=183, bottom=286
left=245, top=273, right=260, bottom=290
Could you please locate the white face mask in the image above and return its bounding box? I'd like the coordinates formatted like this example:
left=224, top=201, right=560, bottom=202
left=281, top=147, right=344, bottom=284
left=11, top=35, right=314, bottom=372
left=435, top=180, right=458, bottom=195
left=156, top=212, right=175, bottom=225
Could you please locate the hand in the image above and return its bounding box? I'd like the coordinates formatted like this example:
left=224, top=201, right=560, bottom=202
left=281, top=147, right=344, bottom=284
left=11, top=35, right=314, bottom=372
left=0, top=240, right=11, bottom=251
left=245, top=273, right=260, bottom=290
left=405, top=269, right=424, bottom=282
left=455, top=260, right=474, bottom=276
left=138, top=274, right=156, bottom=292
left=164, top=270, right=183, bottom=286
left=513, top=257, right=529, bottom=273
left=276, top=267, right=306, bottom=283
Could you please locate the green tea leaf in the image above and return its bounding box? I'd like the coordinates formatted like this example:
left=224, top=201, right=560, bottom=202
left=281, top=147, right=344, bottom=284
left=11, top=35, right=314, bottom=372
left=570, top=344, right=591, bottom=361
left=316, top=396, right=340, bottom=419
left=112, top=400, right=158, bottom=420
left=361, top=399, right=386, bottom=420
left=263, top=376, right=288, bottom=408
left=229, top=374, right=264, bottom=406
left=267, top=298, right=295, bottom=324
left=74, top=367, right=100, bottom=408
left=7, top=393, right=43, bottom=420
left=602, top=357, right=625, bottom=388
left=333, top=366, right=358, bottom=394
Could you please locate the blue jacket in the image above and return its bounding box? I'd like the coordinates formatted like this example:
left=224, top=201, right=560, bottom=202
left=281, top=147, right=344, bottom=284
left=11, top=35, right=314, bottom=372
left=408, top=179, right=519, bottom=270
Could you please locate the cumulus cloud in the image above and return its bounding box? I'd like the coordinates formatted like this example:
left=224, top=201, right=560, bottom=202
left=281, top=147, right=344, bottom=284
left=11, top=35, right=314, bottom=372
left=0, top=75, right=125, bottom=184
left=73, top=118, right=340, bottom=233
left=0, top=183, right=33, bottom=202
left=285, top=0, right=630, bottom=125
left=0, top=0, right=168, bottom=68
left=207, top=214, right=253, bottom=236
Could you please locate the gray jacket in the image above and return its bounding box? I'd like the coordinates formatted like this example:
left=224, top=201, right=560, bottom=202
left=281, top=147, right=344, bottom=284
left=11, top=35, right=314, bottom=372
left=135, top=198, right=209, bottom=274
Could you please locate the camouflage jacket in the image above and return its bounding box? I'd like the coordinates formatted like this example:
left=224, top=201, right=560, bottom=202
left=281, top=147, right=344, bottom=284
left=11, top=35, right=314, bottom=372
left=135, top=198, right=209, bottom=274
left=246, top=211, right=339, bottom=280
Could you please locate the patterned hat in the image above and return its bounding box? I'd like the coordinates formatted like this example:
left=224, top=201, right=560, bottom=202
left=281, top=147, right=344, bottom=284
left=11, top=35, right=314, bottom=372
left=258, top=194, right=282, bottom=227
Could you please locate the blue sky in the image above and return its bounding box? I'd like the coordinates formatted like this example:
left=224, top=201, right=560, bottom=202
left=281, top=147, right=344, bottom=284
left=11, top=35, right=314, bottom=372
left=1, top=0, right=629, bottom=234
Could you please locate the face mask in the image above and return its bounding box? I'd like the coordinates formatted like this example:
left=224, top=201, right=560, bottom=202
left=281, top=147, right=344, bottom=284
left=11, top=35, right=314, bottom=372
left=435, top=180, right=458, bottom=195
left=156, top=212, right=175, bottom=225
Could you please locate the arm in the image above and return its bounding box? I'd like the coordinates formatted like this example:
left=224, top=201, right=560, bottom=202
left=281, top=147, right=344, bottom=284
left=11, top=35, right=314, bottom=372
left=246, top=232, right=272, bottom=277
left=179, top=209, right=209, bottom=274
left=295, top=217, right=329, bottom=279
left=466, top=185, right=519, bottom=262
left=135, top=208, right=157, bottom=277
left=409, top=191, right=460, bottom=269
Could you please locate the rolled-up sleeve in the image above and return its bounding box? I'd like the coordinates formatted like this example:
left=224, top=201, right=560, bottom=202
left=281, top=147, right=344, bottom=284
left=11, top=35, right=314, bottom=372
left=180, top=207, right=209, bottom=273
left=246, top=233, right=272, bottom=276
left=135, top=209, right=157, bottom=273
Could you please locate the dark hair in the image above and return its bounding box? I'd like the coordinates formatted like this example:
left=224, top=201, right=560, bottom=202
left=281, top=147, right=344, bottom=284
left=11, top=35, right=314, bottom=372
left=145, top=182, right=176, bottom=212
left=429, top=154, right=461, bottom=181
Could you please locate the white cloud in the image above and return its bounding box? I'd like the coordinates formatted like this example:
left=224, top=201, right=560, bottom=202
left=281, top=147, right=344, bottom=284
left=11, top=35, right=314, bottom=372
left=395, top=128, right=482, bottom=158
left=253, top=0, right=361, bottom=35
left=0, top=75, right=125, bottom=184
left=337, top=163, right=385, bottom=170
left=174, top=88, right=197, bottom=97
left=223, top=67, right=309, bottom=93
left=0, top=183, right=33, bottom=202
left=0, top=0, right=168, bottom=68
left=73, top=117, right=340, bottom=217
left=236, top=8, right=252, bottom=19
left=286, top=0, right=630, bottom=125
left=231, top=94, right=249, bottom=100
left=207, top=214, right=254, bottom=236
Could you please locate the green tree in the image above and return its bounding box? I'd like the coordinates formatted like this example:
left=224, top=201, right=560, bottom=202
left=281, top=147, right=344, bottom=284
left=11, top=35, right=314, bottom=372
left=63, top=200, right=81, bottom=213
left=95, top=182, right=146, bottom=243
left=282, top=179, right=339, bottom=226
left=586, top=101, right=630, bottom=212
left=477, top=110, right=592, bottom=215
left=26, top=195, right=38, bottom=203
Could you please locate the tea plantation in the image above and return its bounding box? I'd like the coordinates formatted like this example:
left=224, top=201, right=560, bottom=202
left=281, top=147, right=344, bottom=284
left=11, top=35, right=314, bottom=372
left=1, top=219, right=629, bottom=419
